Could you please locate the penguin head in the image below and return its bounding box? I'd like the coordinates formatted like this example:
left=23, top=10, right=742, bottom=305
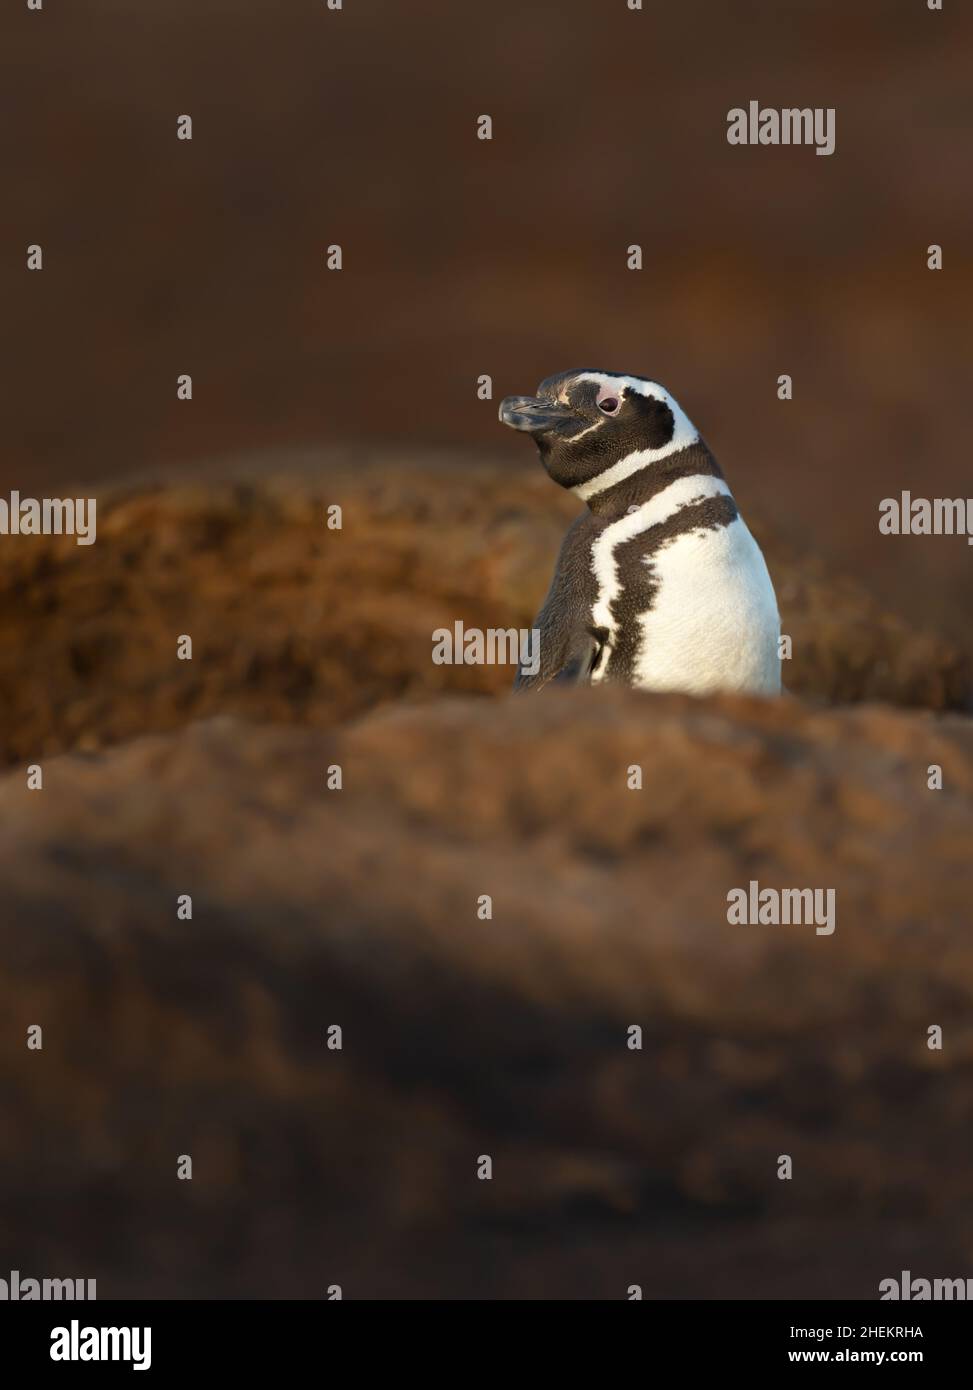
left=499, top=369, right=700, bottom=498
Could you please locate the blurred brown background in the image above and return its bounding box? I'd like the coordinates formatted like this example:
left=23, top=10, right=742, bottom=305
left=4, top=0, right=970, bottom=633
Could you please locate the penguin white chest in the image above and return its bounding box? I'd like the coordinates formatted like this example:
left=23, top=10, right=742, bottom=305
left=632, top=517, right=781, bottom=695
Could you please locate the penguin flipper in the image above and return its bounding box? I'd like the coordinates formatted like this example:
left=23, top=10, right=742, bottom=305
left=513, top=514, right=602, bottom=691
left=549, top=655, right=589, bottom=685
left=514, top=625, right=606, bottom=690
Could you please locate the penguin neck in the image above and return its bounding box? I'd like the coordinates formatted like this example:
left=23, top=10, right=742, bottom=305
left=581, top=441, right=727, bottom=520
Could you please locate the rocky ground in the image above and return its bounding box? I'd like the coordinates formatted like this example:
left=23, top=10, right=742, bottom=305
left=1, top=455, right=971, bottom=1298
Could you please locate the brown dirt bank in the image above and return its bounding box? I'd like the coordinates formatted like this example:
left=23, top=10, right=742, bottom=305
left=0, top=453, right=969, bottom=768
left=1, top=690, right=972, bottom=1298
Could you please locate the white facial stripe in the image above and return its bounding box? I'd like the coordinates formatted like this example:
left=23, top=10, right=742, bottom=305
left=588, top=474, right=732, bottom=682
left=570, top=374, right=699, bottom=501
left=565, top=417, right=605, bottom=443
left=575, top=372, right=674, bottom=400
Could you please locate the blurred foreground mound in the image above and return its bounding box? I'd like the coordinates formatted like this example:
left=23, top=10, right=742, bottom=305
left=0, top=451, right=969, bottom=766
left=1, top=690, right=972, bottom=1298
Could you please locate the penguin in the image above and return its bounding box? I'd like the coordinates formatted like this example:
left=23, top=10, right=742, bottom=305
left=499, top=369, right=781, bottom=695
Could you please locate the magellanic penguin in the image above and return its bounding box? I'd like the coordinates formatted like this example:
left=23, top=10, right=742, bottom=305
left=499, top=370, right=781, bottom=694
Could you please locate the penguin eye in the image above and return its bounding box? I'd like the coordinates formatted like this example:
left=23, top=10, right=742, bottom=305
left=598, top=396, right=620, bottom=415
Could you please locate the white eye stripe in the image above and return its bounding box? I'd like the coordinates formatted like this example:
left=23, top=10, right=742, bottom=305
left=578, top=372, right=669, bottom=406
left=567, top=417, right=605, bottom=442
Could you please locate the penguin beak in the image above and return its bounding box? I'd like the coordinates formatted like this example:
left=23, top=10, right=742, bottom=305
left=499, top=395, right=577, bottom=435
